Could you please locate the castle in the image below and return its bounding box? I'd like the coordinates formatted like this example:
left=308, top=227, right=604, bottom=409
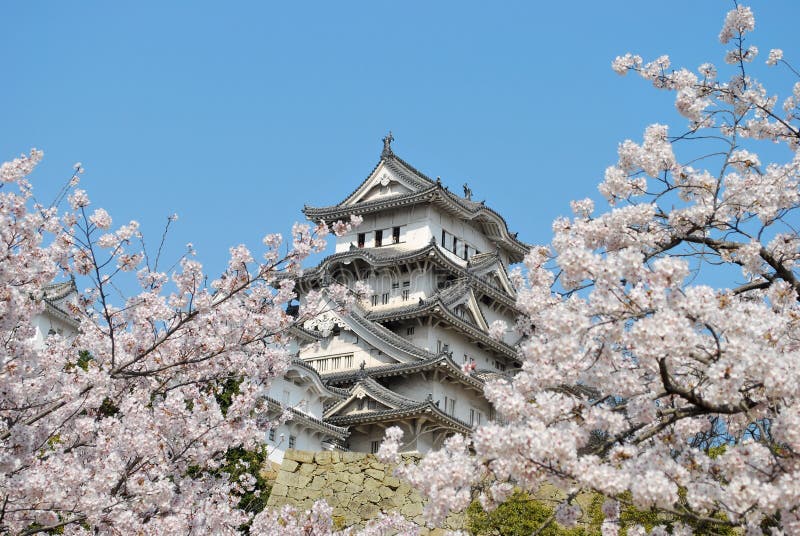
left=264, top=134, right=527, bottom=459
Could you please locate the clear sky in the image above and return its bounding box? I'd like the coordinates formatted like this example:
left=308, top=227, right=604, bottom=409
left=1, top=1, right=798, bottom=277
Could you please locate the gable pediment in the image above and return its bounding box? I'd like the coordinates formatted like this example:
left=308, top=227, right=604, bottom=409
left=335, top=394, right=391, bottom=416
left=323, top=380, right=411, bottom=419
left=342, top=162, right=426, bottom=206
left=449, top=289, right=489, bottom=331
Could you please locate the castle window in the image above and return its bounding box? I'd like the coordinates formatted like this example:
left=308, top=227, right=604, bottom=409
left=392, top=282, right=399, bottom=290
left=393, top=226, right=401, bottom=244
left=381, top=293, right=389, bottom=305
left=444, top=397, right=456, bottom=416
left=367, top=399, right=377, bottom=410
left=452, top=237, right=458, bottom=255
left=406, top=327, right=415, bottom=336
left=470, top=408, right=482, bottom=427
left=375, top=229, right=383, bottom=247
left=463, top=245, right=469, bottom=260
left=494, top=360, right=507, bottom=372
left=371, top=295, right=378, bottom=307
left=371, top=440, right=381, bottom=454
left=288, top=435, right=296, bottom=449
left=357, top=233, right=365, bottom=248
left=344, top=354, right=353, bottom=367
left=401, top=290, right=409, bottom=301
left=441, top=229, right=447, bottom=248
left=269, top=429, right=275, bottom=441
left=402, top=281, right=410, bottom=288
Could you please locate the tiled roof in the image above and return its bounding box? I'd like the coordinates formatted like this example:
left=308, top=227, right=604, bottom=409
left=41, top=279, right=80, bottom=328
left=320, top=354, right=485, bottom=391
left=347, top=310, right=437, bottom=361
left=357, top=377, right=419, bottom=408
left=365, top=285, right=519, bottom=360
left=302, top=150, right=529, bottom=263
left=325, top=398, right=473, bottom=434
left=262, top=395, right=349, bottom=440
left=298, top=242, right=517, bottom=308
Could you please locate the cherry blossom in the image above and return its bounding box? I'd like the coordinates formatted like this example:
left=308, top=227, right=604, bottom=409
left=387, top=4, right=800, bottom=534
left=0, top=151, right=366, bottom=534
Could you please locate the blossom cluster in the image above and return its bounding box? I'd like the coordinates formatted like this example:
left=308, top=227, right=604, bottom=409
left=389, top=5, right=800, bottom=534
left=0, top=151, right=369, bottom=533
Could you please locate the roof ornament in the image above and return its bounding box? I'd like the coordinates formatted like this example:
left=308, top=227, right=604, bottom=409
left=381, top=131, right=394, bottom=158
left=358, top=360, right=367, bottom=377
left=462, top=183, right=472, bottom=200
left=436, top=176, right=442, bottom=187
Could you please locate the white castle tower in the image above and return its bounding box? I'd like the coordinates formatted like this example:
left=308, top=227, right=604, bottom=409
left=295, top=133, right=528, bottom=454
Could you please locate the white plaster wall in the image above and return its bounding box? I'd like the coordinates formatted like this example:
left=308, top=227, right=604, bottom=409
left=265, top=423, right=330, bottom=464
left=433, top=210, right=495, bottom=260
left=383, top=375, right=489, bottom=427
left=334, top=205, right=433, bottom=253
left=422, top=326, right=496, bottom=369
left=478, top=302, right=520, bottom=347
left=32, top=312, right=77, bottom=348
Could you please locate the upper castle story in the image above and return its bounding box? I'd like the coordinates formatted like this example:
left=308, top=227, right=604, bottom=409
left=302, top=133, right=528, bottom=270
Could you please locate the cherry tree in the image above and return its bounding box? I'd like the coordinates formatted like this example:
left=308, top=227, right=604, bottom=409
left=0, top=152, right=371, bottom=534
left=384, top=5, right=800, bottom=534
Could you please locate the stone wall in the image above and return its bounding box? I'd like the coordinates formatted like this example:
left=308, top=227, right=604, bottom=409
left=266, top=449, right=464, bottom=533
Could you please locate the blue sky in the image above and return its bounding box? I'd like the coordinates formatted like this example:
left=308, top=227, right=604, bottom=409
left=2, top=1, right=798, bottom=277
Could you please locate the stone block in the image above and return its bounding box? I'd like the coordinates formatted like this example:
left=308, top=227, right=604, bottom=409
left=331, top=462, right=345, bottom=473
left=270, top=483, right=288, bottom=497
left=309, top=475, right=326, bottom=490
left=358, top=503, right=380, bottom=519
left=384, top=476, right=401, bottom=488
left=349, top=473, right=365, bottom=485
left=387, top=493, right=405, bottom=508
left=315, top=451, right=333, bottom=465
left=378, top=486, right=393, bottom=499
left=330, top=480, right=346, bottom=492
left=401, top=502, right=424, bottom=517
left=341, top=452, right=361, bottom=463
left=365, top=491, right=381, bottom=504
left=364, top=468, right=384, bottom=480
left=276, top=472, right=311, bottom=488
left=286, top=449, right=315, bottom=464
left=280, top=459, right=299, bottom=473
left=345, top=483, right=362, bottom=493
left=298, top=463, right=315, bottom=475
left=363, top=478, right=381, bottom=491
